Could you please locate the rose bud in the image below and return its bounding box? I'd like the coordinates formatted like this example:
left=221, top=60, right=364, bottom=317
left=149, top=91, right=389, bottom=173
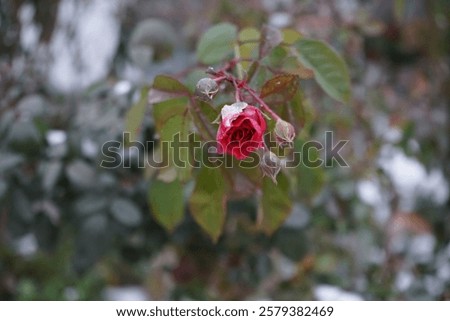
left=216, top=102, right=266, bottom=160
left=194, top=77, right=219, bottom=101
left=274, top=119, right=295, bottom=147
left=260, top=150, right=282, bottom=184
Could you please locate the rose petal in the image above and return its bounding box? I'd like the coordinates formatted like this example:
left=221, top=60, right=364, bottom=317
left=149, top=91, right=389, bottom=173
left=216, top=104, right=267, bottom=159
left=220, top=102, right=248, bottom=127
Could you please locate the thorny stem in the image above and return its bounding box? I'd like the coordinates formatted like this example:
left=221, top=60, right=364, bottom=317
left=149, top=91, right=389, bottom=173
left=242, top=85, right=280, bottom=121
left=210, top=64, right=281, bottom=121
left=232, top=78, right=241, bottom=102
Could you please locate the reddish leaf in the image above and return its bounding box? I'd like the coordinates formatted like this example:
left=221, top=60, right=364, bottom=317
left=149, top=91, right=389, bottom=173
left=388, top=212, right=431, bottom=236
left=260, top=74, right=300, bottom=104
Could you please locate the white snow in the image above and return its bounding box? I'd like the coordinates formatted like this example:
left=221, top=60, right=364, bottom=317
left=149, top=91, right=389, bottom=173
left=114, top=80, right=132, bottom=96
left=47, top=130, right=67, bottom=146
left=357, top=145, right=448, bottom=225
left=14, top=233, right=38, bottom=257
left=81, top=138, right=98, bottom=158
left=103, top=286, right=150, bottom=301
left=48, top=0, right=120, bottom=92
left=395, top=270, right=414, bottom=292
left=356, top=178, right=390, bottom=225
left=220, top=102, right=248, bottom=126
left=314, top=285, right=363, bottom=301
left=335, top=0, right=359, bottom=23
left=268, top=12, right=292, bottom=28
left=357, top=179, right=383, bottom=206
left=409, top=234, right=436, bottom=263
left=19, top=3, right=41, bottom=51
left=378, top=145, right=449, bottom=210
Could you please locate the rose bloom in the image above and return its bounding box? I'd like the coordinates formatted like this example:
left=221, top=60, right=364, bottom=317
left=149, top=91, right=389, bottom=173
left=216, top=102, right=266, bottom=160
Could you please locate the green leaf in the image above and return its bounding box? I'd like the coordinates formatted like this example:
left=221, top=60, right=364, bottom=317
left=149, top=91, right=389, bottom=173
left=294, top=39, right=351, bottom=103
left=189, top=100, right=217, bottom=141
left=153, top=97, right=192, bottom=181
left=188, top=167, right=227, bottom=241
left=152, top=75, right=190, bottom=93
left=249, top=63, right=268, bottom=89
left=287, top=90, right=313, bottom=130
left=246, top=61, right=259, bottom=84
left=282, top=28, right=303, bottom=45
left=259, top=25, right=283, bottom=58
left=149, top=75, right=190, bottom=104
left=184, top=68, right=209, bottom=92
left=238, top=27, right=260, bottom=43
left=124, top=86, right=148, bottom=146
left=149, top=179, right=184, bottom=231
left=153, top=97, right=188, bottom=129
left=163, top=115, right=191, bottom=181
left=260, top=74, right=300, bottom=104
left=197, top=23, right=237, bottom=64
left=259, top=173, right=292, bottom=234
left=280, top=56, right=314, bottom=79
left=234, top=165, right=263, bottom=189
left=196, top=100, right=219, bottom=124
left=294, top=138, right=325, bottom=199
left=262, top=45, right=288, bottom=70
left=238, top=28, right=260, bottom=71
left=262, top=45, right=314, bottom=79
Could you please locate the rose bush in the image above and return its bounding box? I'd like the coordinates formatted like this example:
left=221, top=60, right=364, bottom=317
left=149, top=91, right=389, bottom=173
left=216, top=102, right=267, bottom=160
left=146, top=22, right=351, bottom=240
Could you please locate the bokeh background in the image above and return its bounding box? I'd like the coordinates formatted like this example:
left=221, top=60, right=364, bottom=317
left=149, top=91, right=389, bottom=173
left=0, top=0, right=449, bottom=300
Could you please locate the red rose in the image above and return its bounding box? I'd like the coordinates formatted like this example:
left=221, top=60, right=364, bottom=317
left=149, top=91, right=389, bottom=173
left=216, top=102, right=266, bottom=160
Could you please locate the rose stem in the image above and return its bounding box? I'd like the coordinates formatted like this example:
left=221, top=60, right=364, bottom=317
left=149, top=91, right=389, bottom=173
left=242, top=85, right=280, bottom=121
left=211, top=63, right=281, bottom=121
left=232, top=78, right=241, bottom=102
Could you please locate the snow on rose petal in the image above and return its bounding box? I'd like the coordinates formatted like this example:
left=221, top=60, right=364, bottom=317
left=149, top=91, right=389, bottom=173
left=216, top=103, right=266, bottom=160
